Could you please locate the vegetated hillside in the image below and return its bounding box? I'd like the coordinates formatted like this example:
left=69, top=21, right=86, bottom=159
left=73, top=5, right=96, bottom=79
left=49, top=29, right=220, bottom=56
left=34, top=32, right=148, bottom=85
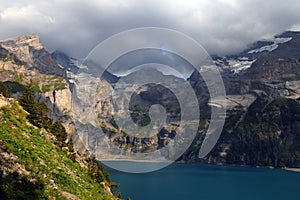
left=181, top=96, right=300, bottom=168
left=0, top=88, right=120, bottom=199
left=213, top=97, right=300, bottom=167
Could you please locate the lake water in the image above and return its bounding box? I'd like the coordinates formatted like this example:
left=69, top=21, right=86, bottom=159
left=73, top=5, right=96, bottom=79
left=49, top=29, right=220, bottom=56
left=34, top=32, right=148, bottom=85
left=105, top=162, right=300, bottom=200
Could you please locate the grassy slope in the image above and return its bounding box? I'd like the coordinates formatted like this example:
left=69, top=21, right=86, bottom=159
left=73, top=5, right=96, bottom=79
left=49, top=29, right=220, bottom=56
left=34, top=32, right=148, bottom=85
left=0, top=98, right=115, bottom=200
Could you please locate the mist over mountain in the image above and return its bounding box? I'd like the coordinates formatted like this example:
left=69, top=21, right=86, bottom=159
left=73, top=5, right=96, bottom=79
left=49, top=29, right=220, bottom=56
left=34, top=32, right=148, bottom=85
left=2, top=0, right=300, bottom=58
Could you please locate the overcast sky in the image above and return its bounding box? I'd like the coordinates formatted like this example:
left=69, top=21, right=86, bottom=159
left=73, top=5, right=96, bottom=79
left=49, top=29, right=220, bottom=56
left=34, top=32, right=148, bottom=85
left=1, top=0, right=300, bottom=58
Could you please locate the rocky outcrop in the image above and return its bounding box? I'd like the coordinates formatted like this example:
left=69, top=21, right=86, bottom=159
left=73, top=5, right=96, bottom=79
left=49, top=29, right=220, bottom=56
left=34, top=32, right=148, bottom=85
left=94, top=79, right=114, bottom=119
left=42, top=88, right=73, bottom=116
left=0, top=34, right=63, bottom=76
left=0, top=95, right=8, bottom=107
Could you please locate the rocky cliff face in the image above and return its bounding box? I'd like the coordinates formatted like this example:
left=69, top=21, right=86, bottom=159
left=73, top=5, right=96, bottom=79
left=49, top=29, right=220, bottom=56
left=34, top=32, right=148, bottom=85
left=0, top=35, right=64, bottom=76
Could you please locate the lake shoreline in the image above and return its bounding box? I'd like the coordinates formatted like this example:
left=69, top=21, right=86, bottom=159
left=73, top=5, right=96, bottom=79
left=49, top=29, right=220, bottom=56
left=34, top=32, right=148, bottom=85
left=99, top=159, right=170, bottom=163
left=283, top=167, right=300, bottom=173
left=100, top=159, right=300, bottom=172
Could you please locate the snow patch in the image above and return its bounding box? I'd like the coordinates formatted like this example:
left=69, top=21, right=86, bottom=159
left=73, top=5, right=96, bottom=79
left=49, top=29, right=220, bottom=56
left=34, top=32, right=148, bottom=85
left=228, top=59, right=254, bottom=74
left=248, top=37, right=292, bottom=54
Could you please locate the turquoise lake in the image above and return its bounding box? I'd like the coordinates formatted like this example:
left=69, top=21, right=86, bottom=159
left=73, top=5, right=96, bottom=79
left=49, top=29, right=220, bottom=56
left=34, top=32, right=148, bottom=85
left=105, top=162, right=300, bottom=200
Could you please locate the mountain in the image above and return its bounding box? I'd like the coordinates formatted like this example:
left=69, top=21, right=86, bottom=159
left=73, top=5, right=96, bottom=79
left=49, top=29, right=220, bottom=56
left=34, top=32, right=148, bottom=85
left=47, top=31, right=300, bottom=168
left=64, top=31, right=299, bottom=167
left=184, top=31, right=300, bottom=167
left=1, top=31, right=300, bottom=171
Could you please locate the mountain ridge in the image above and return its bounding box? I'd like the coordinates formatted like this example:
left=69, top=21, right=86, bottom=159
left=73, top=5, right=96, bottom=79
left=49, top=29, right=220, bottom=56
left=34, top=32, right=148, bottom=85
left=0, top=34, right=64, bottom=77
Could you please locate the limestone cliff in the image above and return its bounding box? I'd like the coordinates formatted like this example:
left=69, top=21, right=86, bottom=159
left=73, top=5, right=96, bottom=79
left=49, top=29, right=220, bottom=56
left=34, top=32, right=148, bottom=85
left=0, top=34, right=64, bottom=76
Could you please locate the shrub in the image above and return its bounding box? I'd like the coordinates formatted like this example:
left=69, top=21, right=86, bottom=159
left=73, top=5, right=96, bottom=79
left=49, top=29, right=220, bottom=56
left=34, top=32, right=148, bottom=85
left=0, top=81, right=11, bottom=98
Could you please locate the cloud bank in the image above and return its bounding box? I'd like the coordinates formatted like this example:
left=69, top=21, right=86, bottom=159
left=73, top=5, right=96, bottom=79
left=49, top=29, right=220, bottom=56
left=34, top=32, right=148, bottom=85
left=1, top=0, right=300, bottom=58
